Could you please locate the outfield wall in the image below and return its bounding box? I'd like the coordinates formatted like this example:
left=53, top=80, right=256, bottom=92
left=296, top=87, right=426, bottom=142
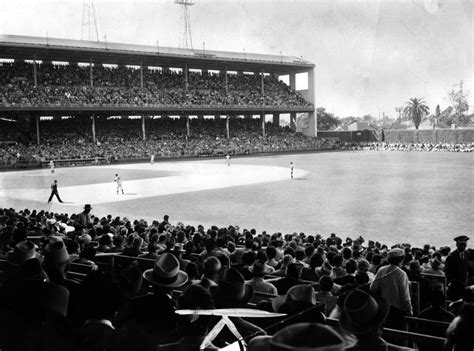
left=319, top=129, right=474, bottom=143
left=383, top=129, right=474, bottom=143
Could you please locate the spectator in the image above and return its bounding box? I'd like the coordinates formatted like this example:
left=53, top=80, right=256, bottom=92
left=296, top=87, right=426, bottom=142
left=210, top=268, right=265, bottom=345
left=197, top=256, right=221, bottom=290
left=340, top=289, right=414, bottom=351
left=272, top=285, right=325, bottom=323
left=271, top=263, right=303, bottom=295
left=246, top=260, right=277, bottom=295
left=370, top=248, right=413, bottom=331
left=75, top=204, right=93, bottom=230
left=444, top=304, right=474, bottom=351
left=248, top=323, right=344, bottom=351
left=444, top=236, right=470, bottom=286
left=418, top=289, right=454, bottom=337
left=158, top=285, right=218, bottom=350
left=315, top=276, right=338, bottom=316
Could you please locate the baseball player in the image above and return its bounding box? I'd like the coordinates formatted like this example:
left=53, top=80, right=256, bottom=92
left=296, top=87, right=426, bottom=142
left=114, top=174, right=124, bottom=194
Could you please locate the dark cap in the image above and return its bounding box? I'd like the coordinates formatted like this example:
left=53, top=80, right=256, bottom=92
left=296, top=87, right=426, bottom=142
left=454, top=236, right=469, bottom=243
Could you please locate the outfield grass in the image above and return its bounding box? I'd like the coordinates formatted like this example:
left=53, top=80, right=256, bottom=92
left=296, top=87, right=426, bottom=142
left=1, top=151, right=472, bottom=247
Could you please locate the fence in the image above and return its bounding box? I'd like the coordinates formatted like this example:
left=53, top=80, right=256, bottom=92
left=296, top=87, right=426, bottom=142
left=318, top=129, right=474, bottom=144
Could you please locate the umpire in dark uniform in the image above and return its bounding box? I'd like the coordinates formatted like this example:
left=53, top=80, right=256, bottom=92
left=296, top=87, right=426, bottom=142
left=445, top=235, right=470, bottom=287
left=48, top=180, right=63, bottom=203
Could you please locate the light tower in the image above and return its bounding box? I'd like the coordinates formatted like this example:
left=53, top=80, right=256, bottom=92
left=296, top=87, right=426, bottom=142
left=175, top=0, right=194, bottom=49
left=81, top=0, right=100, bottom=42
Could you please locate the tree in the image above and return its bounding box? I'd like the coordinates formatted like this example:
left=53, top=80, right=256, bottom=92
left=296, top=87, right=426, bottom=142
left=317, top=107, right=340, bottom=130
left=439, top=106, right=455, bottom=126
left=429, top=104, right=441, bottom=129
left=403, top=98, right=430, bottom=129
left=448, top=81, right=470, bottom=126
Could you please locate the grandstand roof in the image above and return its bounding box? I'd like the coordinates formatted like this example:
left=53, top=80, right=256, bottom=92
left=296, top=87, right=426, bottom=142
left=0, top=34, right=314, bottom=75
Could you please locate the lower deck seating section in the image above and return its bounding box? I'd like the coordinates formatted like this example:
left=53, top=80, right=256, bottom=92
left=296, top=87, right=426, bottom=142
left=0, top=61, right=311, bottom=108
left=0, top=206, right=472, bottom=350
left=0, top=118, right=333, bottom=165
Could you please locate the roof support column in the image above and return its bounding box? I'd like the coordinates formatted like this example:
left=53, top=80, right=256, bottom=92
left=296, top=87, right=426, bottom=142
left=91, top=114, right=96, bottom=145
left=290, top=113, right=296, bottom=132
left=184, top=64, right=189, bottom=92
left=186, top=115, right=190, bottom=138
left=140, top=61, right=144, bottom=89
left=289, top=73, right=296, bottom=90
left=142, top=115, right=146, bottom=141
left=261, top=70, right=264, bottom=95
left=224, top=68, right=228, bottom=95
left=273, top=113, right=280, bottom=127
left=89, top=58, right=93, bottom=87
left=33, top=57, right=38, bottom=87
left=36, top=114, right=40, bottom=145
left=261, top=113, right=266, bottom=137
left=308, top=67, right=317, bottom=137
left=226, top=115, right=230, bottom=140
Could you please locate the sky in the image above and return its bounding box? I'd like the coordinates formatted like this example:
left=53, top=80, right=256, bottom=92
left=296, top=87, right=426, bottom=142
left=0, top=0, right=472, bottom=118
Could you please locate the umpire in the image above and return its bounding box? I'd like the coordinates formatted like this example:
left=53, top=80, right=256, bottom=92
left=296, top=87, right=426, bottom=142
left=48, top=180, right=64, bottom=203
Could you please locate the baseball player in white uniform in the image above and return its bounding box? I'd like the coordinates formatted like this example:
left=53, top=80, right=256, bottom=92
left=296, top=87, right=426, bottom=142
left=114, top=174, right=124, bottom=194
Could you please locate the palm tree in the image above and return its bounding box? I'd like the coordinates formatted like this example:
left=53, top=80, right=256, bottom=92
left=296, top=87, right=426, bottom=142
left=403, top=98, right=430, bottom=130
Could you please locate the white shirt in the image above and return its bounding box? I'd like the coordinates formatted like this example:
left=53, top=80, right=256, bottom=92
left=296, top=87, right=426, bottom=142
left=370, top=264, right=413, bottom=315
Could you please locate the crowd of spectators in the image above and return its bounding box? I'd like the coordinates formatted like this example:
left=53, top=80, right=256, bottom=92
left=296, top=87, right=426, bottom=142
left=0, top=118, right=334, bottom=165
left=0, top=206, right=473, bottom=350
left=337, top=142, right=474, bottom=153
left=0, top=61, right=311, bottom=108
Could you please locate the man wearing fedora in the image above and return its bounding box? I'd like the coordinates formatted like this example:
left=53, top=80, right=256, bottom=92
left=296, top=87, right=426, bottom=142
left=158, top=285, right=219, bottom=350
left=445, top=236, right=471, bottom=286
left=210, top=268, right=266, bottom=346
left=75, top=204, right=93, bottom=229
left=246, top=259, right=278, bottom=295
left=117, top=253, right=188, bottom=348
left=248, top=323, right=345, bottom=351
left=196, top=256, right=221, bottom=290
left=340, top=289, right=414, bottom=350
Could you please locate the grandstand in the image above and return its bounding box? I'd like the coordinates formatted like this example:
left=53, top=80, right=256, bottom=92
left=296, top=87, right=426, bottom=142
left=0, top=34, right=316, bottom=146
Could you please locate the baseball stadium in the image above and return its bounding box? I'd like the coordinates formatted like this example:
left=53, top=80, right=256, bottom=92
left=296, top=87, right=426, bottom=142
left=0, top=2, right=473, bottom=350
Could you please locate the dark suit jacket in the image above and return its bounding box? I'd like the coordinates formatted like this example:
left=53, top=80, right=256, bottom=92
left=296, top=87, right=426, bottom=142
left=157, top=336, right=219, bottom=351
left=445, top=250, right=470, bottom=285
left=117, top=291, right=179, bottom=350
left=272, top=277, right=303, bottom=295
left=77, top=321, right=119, bottom=351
